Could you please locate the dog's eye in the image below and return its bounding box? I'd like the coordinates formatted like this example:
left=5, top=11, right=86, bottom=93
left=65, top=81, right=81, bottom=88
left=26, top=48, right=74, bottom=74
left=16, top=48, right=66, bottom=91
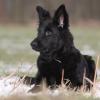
left=45, top=31, right=52, bottom=36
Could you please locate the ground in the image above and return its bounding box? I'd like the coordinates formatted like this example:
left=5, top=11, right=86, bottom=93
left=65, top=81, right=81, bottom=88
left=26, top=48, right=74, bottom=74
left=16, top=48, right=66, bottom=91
left=0, top=76, right=100, bottom=99
left=0, top=22, right=100, bottom=99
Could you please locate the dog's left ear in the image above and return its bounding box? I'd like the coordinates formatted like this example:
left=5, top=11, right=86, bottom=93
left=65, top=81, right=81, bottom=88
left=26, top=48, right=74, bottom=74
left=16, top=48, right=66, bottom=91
left=53, top=4, right=69, bottom=28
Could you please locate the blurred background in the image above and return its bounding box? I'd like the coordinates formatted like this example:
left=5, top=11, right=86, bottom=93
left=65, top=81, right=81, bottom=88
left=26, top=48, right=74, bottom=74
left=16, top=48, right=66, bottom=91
left=0, top=0, right=100, bottom=76
left=0, top=0, right=100, bottom=23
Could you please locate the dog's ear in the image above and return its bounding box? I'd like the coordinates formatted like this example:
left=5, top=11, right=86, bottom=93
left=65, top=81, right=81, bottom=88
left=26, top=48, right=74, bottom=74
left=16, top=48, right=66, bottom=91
left=53, top=4, right=69, bottom=28
left=36, top=6, right=51, bottom=23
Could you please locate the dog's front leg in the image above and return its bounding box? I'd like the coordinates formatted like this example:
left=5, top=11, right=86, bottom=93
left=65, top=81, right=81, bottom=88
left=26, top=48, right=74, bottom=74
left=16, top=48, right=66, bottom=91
left=35, top=71, right=43, bottom=85
left=48, top=77, right=58, bottom=89
left=28, top=56, right=47, bottom=93
left=28, top=71, right=43, bottom=93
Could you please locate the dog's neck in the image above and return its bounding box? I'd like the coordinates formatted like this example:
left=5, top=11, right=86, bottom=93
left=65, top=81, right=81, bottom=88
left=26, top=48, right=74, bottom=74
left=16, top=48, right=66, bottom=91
left=55, top=44, right=76, bottom=64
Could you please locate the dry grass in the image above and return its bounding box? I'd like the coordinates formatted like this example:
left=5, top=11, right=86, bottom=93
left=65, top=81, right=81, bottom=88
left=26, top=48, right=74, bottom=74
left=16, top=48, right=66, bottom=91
left=0, top=56, right=99, bottom=100
left=0, top=94, right=92, bottom=100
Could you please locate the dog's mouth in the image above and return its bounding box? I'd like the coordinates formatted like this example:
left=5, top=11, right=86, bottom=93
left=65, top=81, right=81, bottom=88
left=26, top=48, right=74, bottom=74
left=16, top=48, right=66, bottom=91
left=32, top=46, right=40, bottom=51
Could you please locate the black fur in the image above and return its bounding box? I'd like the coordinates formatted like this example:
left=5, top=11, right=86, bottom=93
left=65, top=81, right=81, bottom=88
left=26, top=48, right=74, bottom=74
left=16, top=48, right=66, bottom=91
left=30, top=4, right=95, bottom=91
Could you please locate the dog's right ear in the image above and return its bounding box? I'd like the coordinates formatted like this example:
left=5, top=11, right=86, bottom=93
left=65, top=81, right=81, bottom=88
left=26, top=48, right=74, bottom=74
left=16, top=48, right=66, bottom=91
left=36, top=6, right=51, bottom=23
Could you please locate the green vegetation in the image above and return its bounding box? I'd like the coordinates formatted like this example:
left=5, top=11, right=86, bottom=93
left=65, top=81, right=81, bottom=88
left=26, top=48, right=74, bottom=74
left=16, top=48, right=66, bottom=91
left=0, top=25, right=38, bottom=64
left=0, top=24, right=100, bottom=75
left=0, top=24, right=100, bottom=63
left=71, top=25, right=100, bottom=54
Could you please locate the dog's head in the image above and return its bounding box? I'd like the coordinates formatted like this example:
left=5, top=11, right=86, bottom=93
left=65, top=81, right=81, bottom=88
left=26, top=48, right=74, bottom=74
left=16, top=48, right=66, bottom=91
left=31, top=5, right=69, bottom=61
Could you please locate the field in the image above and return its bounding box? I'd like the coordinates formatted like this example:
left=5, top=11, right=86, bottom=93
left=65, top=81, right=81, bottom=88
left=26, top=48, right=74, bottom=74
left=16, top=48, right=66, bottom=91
left=0, top=23, right=100, bottom=75
left=0, top=23, right=100, bottom=99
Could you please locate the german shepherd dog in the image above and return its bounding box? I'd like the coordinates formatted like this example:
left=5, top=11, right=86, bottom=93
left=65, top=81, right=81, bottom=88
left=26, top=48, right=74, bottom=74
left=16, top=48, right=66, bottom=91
left=30, top=4, right=95, bottom=92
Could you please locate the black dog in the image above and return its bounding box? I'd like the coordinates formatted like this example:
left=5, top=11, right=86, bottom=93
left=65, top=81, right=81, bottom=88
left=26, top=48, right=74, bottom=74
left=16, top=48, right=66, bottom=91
left=30, top=4, right=95, bottom=92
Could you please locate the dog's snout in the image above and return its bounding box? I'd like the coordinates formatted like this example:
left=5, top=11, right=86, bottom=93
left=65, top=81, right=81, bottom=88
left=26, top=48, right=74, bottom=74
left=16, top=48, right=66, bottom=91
left=30, top=39, right=40, bottom=51
left=31, top=41, right=37, bottom=47
left=31, top=38, right=39, bottom=47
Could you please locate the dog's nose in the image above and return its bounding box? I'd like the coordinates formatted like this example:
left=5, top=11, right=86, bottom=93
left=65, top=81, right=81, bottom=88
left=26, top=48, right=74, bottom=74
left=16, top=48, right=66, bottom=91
left=30, top=41, right=40, bottom=51
left=31, top=41, right=38, bottom=48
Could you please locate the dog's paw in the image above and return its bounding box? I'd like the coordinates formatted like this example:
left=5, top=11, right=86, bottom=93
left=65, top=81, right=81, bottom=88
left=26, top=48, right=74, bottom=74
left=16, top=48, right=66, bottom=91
left=28, top=85, right=42, bottom=93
